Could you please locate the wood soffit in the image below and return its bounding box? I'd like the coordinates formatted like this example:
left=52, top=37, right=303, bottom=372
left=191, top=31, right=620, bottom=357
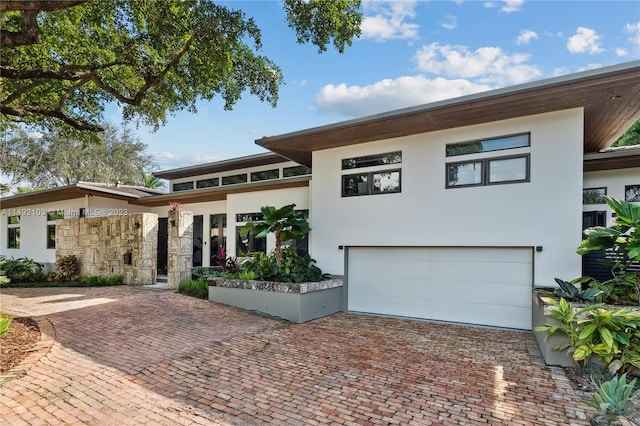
left=257, top=63, right=640, bottom=167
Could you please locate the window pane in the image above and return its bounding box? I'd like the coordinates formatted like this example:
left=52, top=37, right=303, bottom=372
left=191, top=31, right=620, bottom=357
left=342, top=151, right=402, bottom=170
left=196, top=178, right=219, bottom=189
left=236, top=226, right=266, bottom=256
left=446, top=134, right=529, bottom=157
left=283, top=166, right=311, bottom=177
left=8, top=215, right=20, bottom=224
left=236, top=212, right=264, bottom=222
left=8, top=227, right=20, bottom=248
left=47, top=225, right=56, bottom=249
left=222, top=173, right=248, bottom=185
left=47, top=211, right=64, bottom=221
left=173, top=182, right=194, bottom=191
left=342, top=174, right=368, bottom=196
left=488, top=156, right=528, bottom=183
left=626, top=185, right=640, bottom=202
left=447, top=162, right=482, bottom=187
left=373, top=171, right=401, bottom=193
left=251, top=169, right=279, bottom=182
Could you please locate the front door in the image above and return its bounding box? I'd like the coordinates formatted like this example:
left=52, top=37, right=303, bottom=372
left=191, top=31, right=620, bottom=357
left=193, top=215, right=203, bottom=267
left=157, top=218, right=168, bottom=275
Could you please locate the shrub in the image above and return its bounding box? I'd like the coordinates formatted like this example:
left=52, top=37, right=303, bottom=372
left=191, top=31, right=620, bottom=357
left=1, top=256, right=45, bottom=282
left=535, top=297, right=640, bottom=374
left=552, top=278, right=602, bottom=302
left=240, top=248, right=329, bottom=283
left=56, top=255, right=78, bottom=280
left=179, top=278, right=208, bottom=299
left=79, top=275, right=123, bottom=286
left=587, top=373, right=640, bottom=423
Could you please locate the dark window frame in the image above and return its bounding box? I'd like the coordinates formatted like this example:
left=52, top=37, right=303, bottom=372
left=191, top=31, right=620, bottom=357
left=222, top=173, right=248, bottom=186
left=173, top=181, right=194, bottom=192
left=47, top=224, right=56, bottom=249
left=445, top=132, right=531, bottom=157
left=47, top=211, right=64, bottom=221
left=283, top=165, right=311, bottom=177
left=196, top=177, right=219, bottom=189
left=342, top=168, right=402, bottom=197
left=250, top=169, right=280, bottom=182
left=7, top=226, right=20, bottom=249
left=342, top=151, right=402, bottom=170
left=446, top=154, right=530, bottom=188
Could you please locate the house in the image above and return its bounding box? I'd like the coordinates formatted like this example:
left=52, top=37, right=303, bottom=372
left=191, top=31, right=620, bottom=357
left=2, top=61, right=639, bottom=331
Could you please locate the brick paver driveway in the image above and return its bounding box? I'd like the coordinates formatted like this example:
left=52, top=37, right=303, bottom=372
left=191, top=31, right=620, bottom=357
left=1, top=286, right=591, bottom=425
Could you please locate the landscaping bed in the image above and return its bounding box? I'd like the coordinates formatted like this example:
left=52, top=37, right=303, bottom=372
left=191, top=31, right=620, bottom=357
left=0, top=316, right=40, bottom=373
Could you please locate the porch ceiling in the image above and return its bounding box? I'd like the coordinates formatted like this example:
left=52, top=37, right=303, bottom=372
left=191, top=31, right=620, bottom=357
left=257, top=62, right=640, bottom=167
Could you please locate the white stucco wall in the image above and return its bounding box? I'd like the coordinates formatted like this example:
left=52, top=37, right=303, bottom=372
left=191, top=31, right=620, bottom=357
left=583, top=167, right=640, bottom=224
left=310, top=109, right=585, bottom=286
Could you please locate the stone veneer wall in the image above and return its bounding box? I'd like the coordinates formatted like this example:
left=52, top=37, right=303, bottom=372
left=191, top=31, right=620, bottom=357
left=56, top=213, right=158, bottom=285
left=167, top=210, right=193, bottom=290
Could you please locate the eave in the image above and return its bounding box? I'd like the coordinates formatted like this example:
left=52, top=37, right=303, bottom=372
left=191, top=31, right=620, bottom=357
left=584, top=146, right=640, bottom=172
left=257, top=61, right=640, bottom=167
left=153, top=152, right=289, bottom=180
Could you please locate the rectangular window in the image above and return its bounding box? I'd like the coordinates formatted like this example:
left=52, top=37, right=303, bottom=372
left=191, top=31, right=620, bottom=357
left=583, top=187, right=607, bottom=205
left=236, top=212, right=265, bottom=222
left=236, top=226, right=266, bottom=256
left=7, top=227, right=20, bottom=249
left=210, top=214, right=227, bottom=266
left=173, top=181, right=194, bottom=192
left=196, top=178, right=219, bottom=189
left=47, top=225, right=56, bottom=249
left=446, top=155, right=529, bottom=188
left=446, top=133, right=530, bottom=157
left=222, top=173, right=248, bottom=186
left=626, top=185, right=640, bottom=202
left=283, top=165, right=311, bottom=177
left=343, top=170, right=401, bottom=196
left=342, top=151, right=402, bottom=170
left=251, top=169, right=279, bottom=182
left=8, top=215, right=20, bottom=225
left=47, top=211, right=64, bottom=221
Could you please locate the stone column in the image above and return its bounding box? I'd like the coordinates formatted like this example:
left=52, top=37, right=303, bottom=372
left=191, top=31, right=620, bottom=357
left=167, top=210, right=193, bottom=290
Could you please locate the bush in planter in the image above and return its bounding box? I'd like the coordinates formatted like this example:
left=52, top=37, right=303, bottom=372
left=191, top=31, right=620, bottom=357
left=239, top=248, right=329, bottom=283
left=1, top=256, right=45, bottom=282
left=179, top=278, right=208, bottom=299
left=534, top=297, right=640, bottom=374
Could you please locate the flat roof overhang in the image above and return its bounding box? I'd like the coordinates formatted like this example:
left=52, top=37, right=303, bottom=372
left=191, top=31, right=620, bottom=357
left=130, top=176, right=311, bottom=207
left=0, top=184, right=144, bottom=209
left=257, top=61, right=640, bottom=167
left=154, top=152, right=288, bottom=180
left=584, top=147, right=640, bottom=172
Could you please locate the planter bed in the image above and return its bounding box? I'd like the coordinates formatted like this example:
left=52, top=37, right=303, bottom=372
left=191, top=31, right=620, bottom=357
left=208, top=278, right=344, bottom=323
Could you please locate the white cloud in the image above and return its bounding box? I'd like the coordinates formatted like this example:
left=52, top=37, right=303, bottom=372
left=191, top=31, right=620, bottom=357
left=413, top=42, right=542, bottom=85
left=501, top=0, right=525, bottom=13
left=567, top=27, right=604, bottom=54
left=484, top=1, right=524, bottom=12
left=441, top=14, right=457, bottom=31
left=616, top=48, right=629, bottom=57
left=361, top=1, right=420, bottom=41
left=625, top=22, right=640, bottom=46
left=315, top=75, right=492, bottom=117
left=516, top=29, right=538, bottom=45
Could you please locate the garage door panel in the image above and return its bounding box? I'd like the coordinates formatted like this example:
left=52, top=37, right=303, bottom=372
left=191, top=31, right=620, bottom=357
left=348, top=247, right=533, bottom=330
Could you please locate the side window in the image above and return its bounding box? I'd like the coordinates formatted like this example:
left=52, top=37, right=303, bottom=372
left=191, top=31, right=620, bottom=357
left=445, top=133, right=530, bottom=188
left=7, top=215, right=20, bottom=249
left=341, top=151, right=402, bottom=197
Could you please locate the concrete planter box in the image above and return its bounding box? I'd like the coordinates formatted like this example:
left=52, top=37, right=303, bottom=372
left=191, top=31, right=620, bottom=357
left=208, top=278, right=344, bottom=323
left=532, top=292, right=575, bottom=367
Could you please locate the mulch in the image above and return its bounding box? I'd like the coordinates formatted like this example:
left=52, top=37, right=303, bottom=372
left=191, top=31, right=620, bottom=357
left=0, top=316, right=40, bottom=373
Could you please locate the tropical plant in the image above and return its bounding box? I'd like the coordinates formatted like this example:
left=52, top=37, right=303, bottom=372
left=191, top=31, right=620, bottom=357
left=0, top=257, right=11, bottom=284
left=244, top=204, right=310, bottom=266
left=55, top=255, right=78, bottom=280
left=535, top=297, right=640, bottom=374
left=587, top=373, right=640, bottom=422
left=140, top=172, right=165, bottom=190
left=240, top=248, right=329, bottom=283
left=169, top=201, right=182, bottom=211
left=553, top=278, right=603, bottom=302
left=578, top=196, right=640, bottom=304
left=0, top=316, right=12, bottom=338
left=80, top=275, right=123, bottom=286
left=1, top=256, right=45, bottom=282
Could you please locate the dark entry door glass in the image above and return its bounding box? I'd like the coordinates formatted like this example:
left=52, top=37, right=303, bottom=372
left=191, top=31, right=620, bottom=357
left=193, top=215, right=203, bottom=267
left=157, top=218, right=168, bottom=275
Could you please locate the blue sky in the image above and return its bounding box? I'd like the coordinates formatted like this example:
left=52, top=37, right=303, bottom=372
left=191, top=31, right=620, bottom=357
left=112, top=0, right=640, bottom=171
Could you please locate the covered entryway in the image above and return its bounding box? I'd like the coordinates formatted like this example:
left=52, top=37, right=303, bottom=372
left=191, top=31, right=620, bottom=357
left=347, top=246, right=533, bottom=330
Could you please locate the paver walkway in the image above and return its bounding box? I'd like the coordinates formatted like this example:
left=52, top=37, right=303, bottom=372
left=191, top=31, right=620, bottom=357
left=1, top=286, right=593, bottom=425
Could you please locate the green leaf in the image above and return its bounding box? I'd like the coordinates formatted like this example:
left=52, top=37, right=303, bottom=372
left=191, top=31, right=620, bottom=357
left=599, top=328, right=615, bottom=349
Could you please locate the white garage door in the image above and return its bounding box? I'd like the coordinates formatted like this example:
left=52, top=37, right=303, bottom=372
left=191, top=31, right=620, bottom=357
left=348, top=247, right=533, bottom=330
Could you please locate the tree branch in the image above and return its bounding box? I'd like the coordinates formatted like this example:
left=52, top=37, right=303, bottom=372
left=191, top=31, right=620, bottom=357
left=1, top=104, right=103, bottom=132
